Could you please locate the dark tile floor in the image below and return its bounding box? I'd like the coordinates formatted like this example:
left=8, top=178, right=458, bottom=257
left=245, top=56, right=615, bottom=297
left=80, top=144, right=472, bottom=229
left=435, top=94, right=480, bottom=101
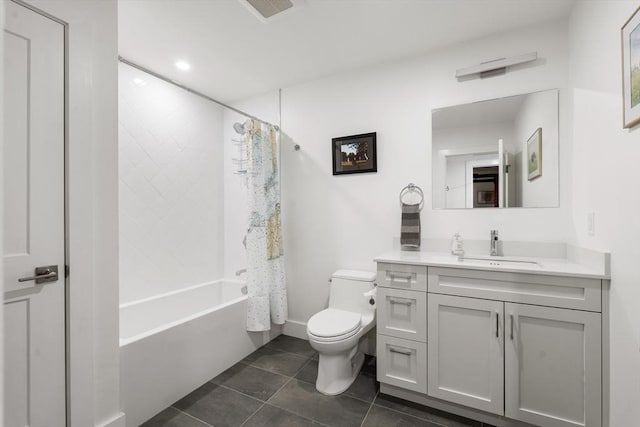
left=142, top=336, right=494, bottom=427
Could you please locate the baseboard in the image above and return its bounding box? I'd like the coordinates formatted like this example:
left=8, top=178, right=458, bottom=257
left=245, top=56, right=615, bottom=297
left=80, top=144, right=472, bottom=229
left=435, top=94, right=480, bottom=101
left=97, top=411, right=126, bottom=427
left=282, top=319, right=308, bottom=339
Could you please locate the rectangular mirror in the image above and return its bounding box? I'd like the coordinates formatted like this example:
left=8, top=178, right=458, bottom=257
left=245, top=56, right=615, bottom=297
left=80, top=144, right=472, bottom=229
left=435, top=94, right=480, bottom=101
left=432, top=89, right=559, bottom=209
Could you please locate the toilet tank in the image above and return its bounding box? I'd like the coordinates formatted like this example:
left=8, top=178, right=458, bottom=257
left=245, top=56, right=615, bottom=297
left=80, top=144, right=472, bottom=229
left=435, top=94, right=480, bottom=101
left=329, top=270, right=377, bottom=315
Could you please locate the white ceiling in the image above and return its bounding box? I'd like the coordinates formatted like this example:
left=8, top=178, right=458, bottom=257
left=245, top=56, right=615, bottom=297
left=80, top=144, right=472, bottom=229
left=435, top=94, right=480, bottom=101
left=118, top=0, right=575, bottom=102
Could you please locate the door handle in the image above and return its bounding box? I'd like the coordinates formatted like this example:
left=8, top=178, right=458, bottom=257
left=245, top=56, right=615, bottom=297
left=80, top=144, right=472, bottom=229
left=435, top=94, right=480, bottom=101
left=510, top=314, right=514, bottom=340
left=389, top=346, right=412, bottom=356
left=388, top=272, right=413, bottom=283
left=18, top=265, right=58, bottom=284
left=496, top=312, right=499, bottom=338
left=389, top=297, right=413, bottom=306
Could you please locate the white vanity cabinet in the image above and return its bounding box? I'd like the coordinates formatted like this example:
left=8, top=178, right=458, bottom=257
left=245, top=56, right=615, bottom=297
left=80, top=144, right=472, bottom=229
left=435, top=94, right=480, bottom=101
left=374, top=257, right=608, bottom=427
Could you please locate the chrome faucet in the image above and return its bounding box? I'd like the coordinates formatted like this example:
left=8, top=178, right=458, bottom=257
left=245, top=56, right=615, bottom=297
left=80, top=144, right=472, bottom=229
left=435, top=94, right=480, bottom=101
left=490, top=230, right=499, bottom=256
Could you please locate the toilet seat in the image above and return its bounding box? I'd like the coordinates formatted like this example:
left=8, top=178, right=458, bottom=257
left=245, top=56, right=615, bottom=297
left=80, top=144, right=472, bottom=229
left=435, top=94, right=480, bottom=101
left=307, top=309, right=361, bottom=341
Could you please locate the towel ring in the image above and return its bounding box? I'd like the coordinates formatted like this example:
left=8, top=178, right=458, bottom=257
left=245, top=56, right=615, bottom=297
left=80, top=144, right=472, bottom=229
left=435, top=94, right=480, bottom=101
left=399, top=183, right=424, bottom=211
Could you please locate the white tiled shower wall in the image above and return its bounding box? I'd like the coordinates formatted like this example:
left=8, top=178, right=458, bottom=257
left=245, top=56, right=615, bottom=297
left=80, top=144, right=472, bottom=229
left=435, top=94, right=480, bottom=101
left=118, top=64, right=225, bottom=304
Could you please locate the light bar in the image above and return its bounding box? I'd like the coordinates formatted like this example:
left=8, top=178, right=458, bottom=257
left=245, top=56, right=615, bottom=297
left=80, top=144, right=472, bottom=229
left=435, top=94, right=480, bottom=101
left=456, top=52, right=538, bottom=79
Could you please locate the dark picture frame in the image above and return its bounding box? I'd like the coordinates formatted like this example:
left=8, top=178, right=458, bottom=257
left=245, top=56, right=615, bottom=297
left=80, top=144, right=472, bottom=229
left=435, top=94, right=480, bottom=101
left=622, top=5, right=640, bottom=128
left=332, top=132, right=377, bottom=175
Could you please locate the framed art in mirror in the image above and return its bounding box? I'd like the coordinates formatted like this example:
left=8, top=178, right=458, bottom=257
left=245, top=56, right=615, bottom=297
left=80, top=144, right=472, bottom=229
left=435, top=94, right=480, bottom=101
left=527, top=128, right=542, bottom=181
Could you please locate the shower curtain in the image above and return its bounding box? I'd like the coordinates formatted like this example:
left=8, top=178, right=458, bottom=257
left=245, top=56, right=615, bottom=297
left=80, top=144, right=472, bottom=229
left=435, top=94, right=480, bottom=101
left=244, top=119, right=287, bottom=331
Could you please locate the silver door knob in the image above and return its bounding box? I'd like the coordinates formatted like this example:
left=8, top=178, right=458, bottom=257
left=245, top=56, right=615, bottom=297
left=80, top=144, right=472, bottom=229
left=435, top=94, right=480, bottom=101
left=18, top=265, right=59, bottom=284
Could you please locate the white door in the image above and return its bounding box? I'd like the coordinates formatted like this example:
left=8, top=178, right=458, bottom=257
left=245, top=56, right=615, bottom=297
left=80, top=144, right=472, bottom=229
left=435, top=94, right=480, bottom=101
left=503, top=151, right=515, bottom=207
left=3, top=2, right=66, bottom=426
left=427, top=294, right=504, bottom=415
left=505, top=303, right=602, bottom=427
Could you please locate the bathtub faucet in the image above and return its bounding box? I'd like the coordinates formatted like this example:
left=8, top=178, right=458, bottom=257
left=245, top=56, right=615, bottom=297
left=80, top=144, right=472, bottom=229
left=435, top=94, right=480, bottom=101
left=235, top=268, right=247, bottom=276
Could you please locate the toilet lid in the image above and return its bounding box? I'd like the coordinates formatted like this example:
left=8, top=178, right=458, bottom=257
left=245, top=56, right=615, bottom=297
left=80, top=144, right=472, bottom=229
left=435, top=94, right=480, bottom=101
left=307, top=308, right=361, bottom=338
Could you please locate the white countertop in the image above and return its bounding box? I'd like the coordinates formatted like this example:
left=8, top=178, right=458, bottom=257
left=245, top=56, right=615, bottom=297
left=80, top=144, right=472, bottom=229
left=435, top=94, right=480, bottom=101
left=374, top=250, right=610, bottom=280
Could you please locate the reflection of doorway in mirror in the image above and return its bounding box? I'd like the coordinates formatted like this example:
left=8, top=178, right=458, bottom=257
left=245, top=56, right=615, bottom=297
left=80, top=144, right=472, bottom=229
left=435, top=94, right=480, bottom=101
left=465, top=157, right=499, bottom=208
left=472, top=166, right=499, bottom=208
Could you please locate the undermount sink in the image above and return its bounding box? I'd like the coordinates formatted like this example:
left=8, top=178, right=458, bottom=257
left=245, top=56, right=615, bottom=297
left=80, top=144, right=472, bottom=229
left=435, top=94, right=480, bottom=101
left=457, top=256, right=541, bottom=269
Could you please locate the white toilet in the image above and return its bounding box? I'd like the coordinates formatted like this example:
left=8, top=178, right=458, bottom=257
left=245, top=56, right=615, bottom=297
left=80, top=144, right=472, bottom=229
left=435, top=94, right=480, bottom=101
left=306, top=269, right=377, bottom=395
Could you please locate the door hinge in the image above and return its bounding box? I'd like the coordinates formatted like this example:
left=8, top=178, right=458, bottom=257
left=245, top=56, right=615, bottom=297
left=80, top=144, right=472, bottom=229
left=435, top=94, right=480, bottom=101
left=65, top=265, right=69, bottom=278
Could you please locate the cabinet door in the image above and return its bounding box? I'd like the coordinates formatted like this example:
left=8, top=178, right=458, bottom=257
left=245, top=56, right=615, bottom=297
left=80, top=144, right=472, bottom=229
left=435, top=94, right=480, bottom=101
left=427, top=294, right=504, bottom=415
left=377, top=287, right=427, bottom=342
left=505, top=303, right=601, bottom=427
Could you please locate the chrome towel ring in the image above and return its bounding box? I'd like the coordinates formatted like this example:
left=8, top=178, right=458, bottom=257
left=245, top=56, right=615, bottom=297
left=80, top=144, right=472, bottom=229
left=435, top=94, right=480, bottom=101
left=399, top=183, right=424, bottom=211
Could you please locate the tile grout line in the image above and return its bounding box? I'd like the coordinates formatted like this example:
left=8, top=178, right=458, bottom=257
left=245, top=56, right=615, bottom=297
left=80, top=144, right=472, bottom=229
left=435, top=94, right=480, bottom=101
left=168, top=406, right=214, bottom=427
left=370, top=401, right=452, bottom=427
left=238, top=401, right=267, bottom=427
left=359, top=390, right=379, bottom=427
left=223, top=360, right=295, bottom=380
left=261, top=356, right=332, bottom=427
left=263, top=343, right=317, bottom=360
left=240, top=355, right=321, bottom=427
left=216, top=383, right=273, bottom=404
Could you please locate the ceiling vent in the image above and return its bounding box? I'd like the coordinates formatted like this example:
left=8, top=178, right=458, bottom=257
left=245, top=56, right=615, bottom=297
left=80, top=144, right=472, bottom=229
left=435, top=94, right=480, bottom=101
left=245, top=0, right=293, bottom=19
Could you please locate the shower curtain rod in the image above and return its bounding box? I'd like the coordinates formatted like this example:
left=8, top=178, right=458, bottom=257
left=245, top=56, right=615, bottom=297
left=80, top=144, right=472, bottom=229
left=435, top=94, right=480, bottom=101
left=118, top=56, right=280, bottom=130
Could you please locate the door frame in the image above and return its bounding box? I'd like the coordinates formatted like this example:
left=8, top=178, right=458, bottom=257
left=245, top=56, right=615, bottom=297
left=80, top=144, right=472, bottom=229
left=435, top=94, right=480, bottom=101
left=5, top=1, right=123, bottom=426
left=5, top=0, right=69, bottom=423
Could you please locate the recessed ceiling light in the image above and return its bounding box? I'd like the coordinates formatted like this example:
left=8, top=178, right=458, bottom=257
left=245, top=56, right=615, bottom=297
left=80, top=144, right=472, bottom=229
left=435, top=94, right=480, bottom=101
left=175, top=60, right=191, bottom=71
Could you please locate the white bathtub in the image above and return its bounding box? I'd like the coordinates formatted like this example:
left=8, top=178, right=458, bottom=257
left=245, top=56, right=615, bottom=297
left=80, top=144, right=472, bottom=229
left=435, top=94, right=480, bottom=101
left=120, top=279, right=278, bottom=427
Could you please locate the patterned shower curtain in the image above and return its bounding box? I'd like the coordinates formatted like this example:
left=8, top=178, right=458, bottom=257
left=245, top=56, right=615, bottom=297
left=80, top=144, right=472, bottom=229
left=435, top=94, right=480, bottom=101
left=244, top=119, right=287, bottom=331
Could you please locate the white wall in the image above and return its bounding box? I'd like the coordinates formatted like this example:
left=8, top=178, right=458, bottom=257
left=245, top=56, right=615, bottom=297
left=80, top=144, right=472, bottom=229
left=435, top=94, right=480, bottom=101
left=569, top=2, right=640, bottom=426
left=514, top=89, right=559, bottom=207
left=118, top=63, right=225, bottom=304
left=278, top=19, right=571, bottom=326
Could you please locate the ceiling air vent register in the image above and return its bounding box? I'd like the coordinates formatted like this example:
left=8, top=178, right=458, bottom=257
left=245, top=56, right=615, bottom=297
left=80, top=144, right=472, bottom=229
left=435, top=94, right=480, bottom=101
left=245, top=0, right=293, bottom=19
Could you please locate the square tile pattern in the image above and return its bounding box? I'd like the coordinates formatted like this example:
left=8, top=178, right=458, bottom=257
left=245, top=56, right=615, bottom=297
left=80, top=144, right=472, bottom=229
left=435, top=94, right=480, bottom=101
left=142, top=336, right=495, bottom=427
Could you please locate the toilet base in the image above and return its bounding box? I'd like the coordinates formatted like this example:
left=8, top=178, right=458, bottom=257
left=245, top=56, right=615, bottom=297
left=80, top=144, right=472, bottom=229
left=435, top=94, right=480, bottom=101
left=315, top=350, right=365, bottom=395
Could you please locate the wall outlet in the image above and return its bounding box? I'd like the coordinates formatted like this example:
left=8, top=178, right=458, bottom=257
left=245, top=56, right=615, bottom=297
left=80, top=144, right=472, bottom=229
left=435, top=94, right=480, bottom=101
left=587, top=212, right=595, bottom=236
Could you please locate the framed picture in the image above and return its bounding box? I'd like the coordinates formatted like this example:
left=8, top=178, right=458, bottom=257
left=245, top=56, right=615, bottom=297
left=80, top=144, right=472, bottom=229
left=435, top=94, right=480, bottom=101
left=332, top=132, right=377, bottom=175
left=622, top=6, right=640, bottom=128
left=527, top=128, right=542, bottom=181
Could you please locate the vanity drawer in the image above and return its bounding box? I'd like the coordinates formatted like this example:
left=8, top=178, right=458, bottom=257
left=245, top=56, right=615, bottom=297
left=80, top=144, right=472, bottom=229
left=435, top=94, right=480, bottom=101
left=377, top=287, right=427, bottom=342
left=377, top=335, right=427, bottom=394
left=428, top=267, right=601, bottom=312
left=377, top=263, right=427, bottom=292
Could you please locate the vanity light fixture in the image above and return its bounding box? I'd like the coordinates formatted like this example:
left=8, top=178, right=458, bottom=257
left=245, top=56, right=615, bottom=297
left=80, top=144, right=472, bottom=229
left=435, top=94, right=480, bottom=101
left=175, top=60, right=191, bottom=71
left=455, top=52, right=537, bottom=79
